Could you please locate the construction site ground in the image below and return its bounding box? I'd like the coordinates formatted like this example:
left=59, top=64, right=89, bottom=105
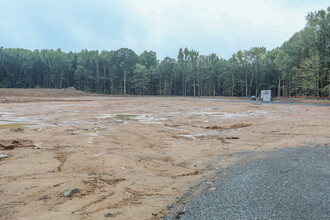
left=0, top=88, right=329, bottom=220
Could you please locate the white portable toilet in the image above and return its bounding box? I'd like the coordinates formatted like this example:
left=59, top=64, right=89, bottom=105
left=261, top=90, right=272, bottom=101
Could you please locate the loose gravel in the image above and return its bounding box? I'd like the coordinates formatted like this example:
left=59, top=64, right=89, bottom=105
left=166, top=145, right=330, bottom=220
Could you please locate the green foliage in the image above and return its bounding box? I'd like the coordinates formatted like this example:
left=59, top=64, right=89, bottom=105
left=131, top=64, right=149, bottom=95
left=0, top=7, right=328, bottom=97
left=114, top=48, right=138, bottom=95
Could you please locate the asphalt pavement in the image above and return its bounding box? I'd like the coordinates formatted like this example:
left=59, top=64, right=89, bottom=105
left=166, top=145, right=330, bottom=220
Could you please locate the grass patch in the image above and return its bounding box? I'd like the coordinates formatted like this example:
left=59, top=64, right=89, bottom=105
left=0, top=123, right=36, bottom=130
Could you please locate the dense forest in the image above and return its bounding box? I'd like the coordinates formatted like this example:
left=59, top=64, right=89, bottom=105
left=0, top=8, right=329, bottom=97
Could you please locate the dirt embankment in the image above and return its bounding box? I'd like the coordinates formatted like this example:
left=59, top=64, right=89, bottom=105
left=0, top=88, right=95, bottom=103
left=273, top=97, right=330, bottom=105
left=0, top=87, right=90, bottom=97
left=0, top=89, right=329, bottom=220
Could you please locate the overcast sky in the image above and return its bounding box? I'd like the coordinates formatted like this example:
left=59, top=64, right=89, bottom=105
left=0, top=0, right=328, bottom=59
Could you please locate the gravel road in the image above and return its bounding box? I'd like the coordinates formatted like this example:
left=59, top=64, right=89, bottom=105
left=166, top=145, right=330, bottom=220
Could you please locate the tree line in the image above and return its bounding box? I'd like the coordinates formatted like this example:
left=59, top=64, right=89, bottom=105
left=0, top=8, right=329, bottom=97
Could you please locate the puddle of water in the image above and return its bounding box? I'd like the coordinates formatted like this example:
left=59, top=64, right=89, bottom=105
left=165, top=126, right=188, bottom=132
left=142, top=121, right=163, bottom=124
left=158, top=105, right=172, bottom=108
left=115, top=114, right=138, bottom=121
left=98, top=113, right=166, bottom=124
left=194, top=133, right=208, bottom=137
left=91, top=151, right=108, bottom=157
left=215, top=111, right=269, bottom=119
left=98, top=114, right=138, bottom=121
left=178, top=134, right=196, bottom=140
left=76, top=127, right=111, bottom=144
left=81, top=128, right=108, bottom=134
left=97, top=114, right=113, bottom=119
left=135, top=114, right=167, bottom=122
left=0, top=112, right=42, bottom=128
left=0, top=123, right=36, bottom=130
left=178, top=133, right=213, bottom=140
left=88, top=137, right=94, bottom=144
left=0, top=154, right=9, bottom=159
left=189, top=110, right=269, bottom=119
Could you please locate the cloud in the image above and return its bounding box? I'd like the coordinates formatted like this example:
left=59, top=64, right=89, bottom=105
left=0, top=0, right=128, bottom=51
left=117, top=0, right=328, bottom=58
left=0, top=0, right=328, bottom=59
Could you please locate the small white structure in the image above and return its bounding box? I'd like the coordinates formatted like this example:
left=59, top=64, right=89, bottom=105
left=261, top=90, right=272, bottom=101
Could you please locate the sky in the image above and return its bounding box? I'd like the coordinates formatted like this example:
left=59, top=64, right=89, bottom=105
left=0, top=0, right=328, bottom=59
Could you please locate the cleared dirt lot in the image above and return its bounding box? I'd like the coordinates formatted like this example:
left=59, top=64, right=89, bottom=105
left=0, top=89, right=329, bottom=220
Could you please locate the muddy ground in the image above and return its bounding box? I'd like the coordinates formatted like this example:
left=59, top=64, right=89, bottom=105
left=0, top=89, right=329, bottom=220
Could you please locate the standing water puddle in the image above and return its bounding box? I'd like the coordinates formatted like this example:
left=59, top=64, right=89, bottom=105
left=98, top=113, right=166, bottom=124
left=81, top=128, right=108, bottom=133
left=0, top=123, right=36, bottom=130
left=114, top=114, right=138, bottom=121
left=0, top=112, right=40, bottom=129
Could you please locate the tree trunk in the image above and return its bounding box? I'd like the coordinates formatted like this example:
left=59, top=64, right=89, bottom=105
left=245, top=72, right=248, bottom=97
left=213, top=77, right=215, bottom=96
left=249, top=68, right=255, bottom=96
left=241, top=82, right=244, bottom=97
left=164, top=73, right=167, bottom=96
left=328, top=70, right=330, bottom=97
left=184, top=76, right=187, bottom=96
left=184, top=80, right=187, bottom=96
left=193, top=76, right=196, bottom=97
left=170, top=80, right=172, bottom=96
left=140, top=78, right=142, bottom=95
left=60, top=72, right=63, bottom=89
left=96, top=62, right=100, bottom=92
left=111, top=80, right=114, bottom=95
left=278, top=76, right=281, bottom=97
left=66, top=75, right=69, bottom=88
left=173, top=74, right=175, bottom=96
left=109, top=79, right=112, bottom=95
left=198, top=76, right=201, bottom=96
left=288, top=74, right=291, bottom=97
left=182, top=71, right=184, bottom=96
left=231, top=72, right=235, bottom=97
left=123, top=69, right=127, bottom=95
left=103, top=64, right=106, bottom=94
left=316, top=73, right=320, bottom=97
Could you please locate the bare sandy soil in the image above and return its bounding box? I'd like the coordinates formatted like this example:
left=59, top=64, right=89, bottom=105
left=0, top=89, right=329, bottom=220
